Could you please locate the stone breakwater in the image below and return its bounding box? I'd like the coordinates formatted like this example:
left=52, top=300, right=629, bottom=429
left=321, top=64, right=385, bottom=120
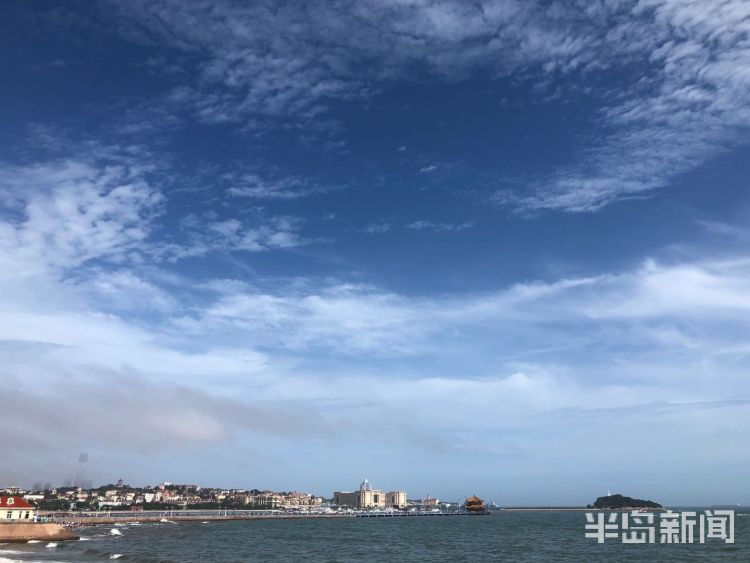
left=44, top=511, right=479, bottom=526
left=50, top=514, right=353, bottom=526
left=0, top=522, right=79, bottom=542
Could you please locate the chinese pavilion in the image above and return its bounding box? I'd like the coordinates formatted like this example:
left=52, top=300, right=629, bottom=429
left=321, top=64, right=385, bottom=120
left=464, top=495, right=487, bottom=513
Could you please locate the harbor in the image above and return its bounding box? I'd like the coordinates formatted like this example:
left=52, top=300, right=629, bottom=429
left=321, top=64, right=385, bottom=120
left=0, top=483, right=491, bottom=541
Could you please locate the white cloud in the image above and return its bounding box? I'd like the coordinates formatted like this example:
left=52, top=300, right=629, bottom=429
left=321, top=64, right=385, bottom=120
left=75, top=269, right=177, bottom=313
left=180, top=283, right=428, bottom=356
left=2, top=219, right=749, bottom=492
left=225, top=172, right=334, bottom=199
left=407, top=220, right=473, bottom=232
left=150, top=224, right=307, bottom=262
left=579, top=258, right=750, bottom=319
left=698, top=219, right=750, bottom=242
left=150, top=256, right=750, bottom=381
left=0, top=153, right=162, bottom=276
left=360, top=221, right=392, bottom=234
left=0, top=146, right=310, bottom=276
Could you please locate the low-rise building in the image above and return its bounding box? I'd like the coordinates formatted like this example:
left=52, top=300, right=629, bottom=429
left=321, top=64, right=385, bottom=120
left=250, top=492, right=284, bottom=509
left=1, top=496, right=36, bottom=521
left=0, top=487, right=24, bottom=495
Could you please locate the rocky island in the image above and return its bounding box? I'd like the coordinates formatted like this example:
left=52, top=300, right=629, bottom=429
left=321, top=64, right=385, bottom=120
left=590, top=494, right=662, bottom=510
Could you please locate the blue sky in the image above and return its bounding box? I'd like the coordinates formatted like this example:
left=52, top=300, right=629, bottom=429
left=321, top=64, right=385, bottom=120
left=1, top=0, right=749, bottom=505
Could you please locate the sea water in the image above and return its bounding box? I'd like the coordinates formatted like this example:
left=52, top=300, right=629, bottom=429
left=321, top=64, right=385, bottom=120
left=1, top=511, right=748, bottom=562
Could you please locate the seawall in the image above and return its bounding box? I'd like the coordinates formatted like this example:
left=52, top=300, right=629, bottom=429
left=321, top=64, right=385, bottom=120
left=0, top=522, right=79, bottom=542
left=48, top=514, right=351, bottom=525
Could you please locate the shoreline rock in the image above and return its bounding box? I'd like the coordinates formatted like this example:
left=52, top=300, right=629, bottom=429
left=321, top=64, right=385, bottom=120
left=0, top=522, right=79, bottom=543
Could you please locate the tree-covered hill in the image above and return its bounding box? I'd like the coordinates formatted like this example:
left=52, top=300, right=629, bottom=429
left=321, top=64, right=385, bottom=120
left=591, top=494, right=662, bottom=509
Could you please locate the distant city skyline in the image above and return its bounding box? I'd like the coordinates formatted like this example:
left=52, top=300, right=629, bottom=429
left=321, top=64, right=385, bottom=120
left=1, top=1, right=749, bottom=506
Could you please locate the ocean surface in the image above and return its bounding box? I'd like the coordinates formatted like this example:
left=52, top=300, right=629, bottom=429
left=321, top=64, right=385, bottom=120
left=1, top=510, right=748, bottom=562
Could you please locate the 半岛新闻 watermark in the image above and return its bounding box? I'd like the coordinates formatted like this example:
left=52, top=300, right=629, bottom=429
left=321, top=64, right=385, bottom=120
left=585, top=510, right=735, bottom=544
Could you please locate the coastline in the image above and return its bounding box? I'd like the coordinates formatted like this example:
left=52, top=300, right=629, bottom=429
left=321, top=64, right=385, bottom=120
left=37, top=507, right=669, bottom=526
left=48, top=514, right=350, bottom=525
left=41, top=510, right=486, bottom=526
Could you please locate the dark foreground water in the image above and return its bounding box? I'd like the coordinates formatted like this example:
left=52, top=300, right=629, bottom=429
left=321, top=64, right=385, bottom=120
left=1, top=511, right=748, bottom=562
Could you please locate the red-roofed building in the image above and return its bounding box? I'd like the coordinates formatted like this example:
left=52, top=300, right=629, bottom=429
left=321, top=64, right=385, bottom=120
left=0, top=496, right=36, bottom=521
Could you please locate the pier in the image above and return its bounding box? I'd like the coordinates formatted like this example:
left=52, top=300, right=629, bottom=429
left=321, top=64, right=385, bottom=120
left=355, top=511, right=473, bottom=518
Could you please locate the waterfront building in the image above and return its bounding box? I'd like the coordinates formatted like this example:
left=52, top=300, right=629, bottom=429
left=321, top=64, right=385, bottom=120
left=0, top=496, right=36, bottom=521
left=282, top=492, right=323, bottom=509
left=385, top=491, right=407, bottom=508
left=333, top=479, right=407, bottom=509
left=250, top=492, right=284, bottom=509
left=464, top=495, right=486, bottom=513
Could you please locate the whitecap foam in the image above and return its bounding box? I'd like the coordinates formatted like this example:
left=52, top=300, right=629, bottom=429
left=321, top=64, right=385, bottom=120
left=46, top=542, right=58, bottom=547
left=110, top=554, right=123, bottom=560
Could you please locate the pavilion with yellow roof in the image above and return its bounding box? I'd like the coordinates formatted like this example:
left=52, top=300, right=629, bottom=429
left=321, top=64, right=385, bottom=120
left=464, top=495, right=487, bottom=513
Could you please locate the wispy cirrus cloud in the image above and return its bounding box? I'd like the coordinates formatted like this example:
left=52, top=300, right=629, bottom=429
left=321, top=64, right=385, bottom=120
left=501, top=0, right=750, bottom=212
left=108, top=0, right=750, bottom=212
left=110, top=0, right=601, bottom=126
left=360, top=220, right=473, bottom=235
left=224, top=171, right=335, bottom=199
